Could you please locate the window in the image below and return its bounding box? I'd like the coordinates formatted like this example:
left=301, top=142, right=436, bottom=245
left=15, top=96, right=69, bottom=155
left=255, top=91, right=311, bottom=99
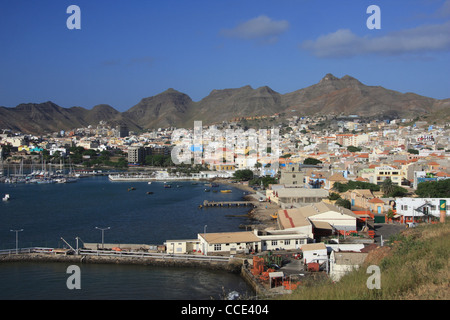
left=271, top=240, right=278, bottom=246
left=285, top=240, right=290, bottom=245
left=214, top=244, right=222, bottom=251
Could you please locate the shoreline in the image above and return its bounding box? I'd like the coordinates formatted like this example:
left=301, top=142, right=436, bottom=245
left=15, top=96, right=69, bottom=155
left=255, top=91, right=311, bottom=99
left=213, top=179, right=279, bottom=230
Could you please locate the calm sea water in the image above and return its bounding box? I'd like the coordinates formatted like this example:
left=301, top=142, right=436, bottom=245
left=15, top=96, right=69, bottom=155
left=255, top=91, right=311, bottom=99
left=0, top=176, right=255, bottom=300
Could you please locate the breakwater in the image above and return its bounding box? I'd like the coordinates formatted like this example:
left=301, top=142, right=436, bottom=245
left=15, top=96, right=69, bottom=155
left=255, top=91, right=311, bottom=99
left=0, top=251, right=243, bottom=273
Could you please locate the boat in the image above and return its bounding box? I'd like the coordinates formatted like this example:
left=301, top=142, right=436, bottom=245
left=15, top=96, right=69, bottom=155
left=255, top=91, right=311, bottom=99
left=204, top=189, right=210, bottom=192
left=128, top=187, right=136, bottom=191
left=220, top=190, right=232, bottom=193
left=146, top=191, right=154, bottom=195
left=2, top=194, right=10, bottom=201
left=164, top=184, right=172, bottom=188
left=148, top=182, right=152, bottom=185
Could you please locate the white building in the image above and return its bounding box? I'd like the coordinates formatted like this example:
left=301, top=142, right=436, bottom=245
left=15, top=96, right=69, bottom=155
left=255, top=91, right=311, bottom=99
left=198, top=231, right=261, bottom=255
left=256, top=229, right=308, bottom=251
left=395, top=198, right=449, bottom=224
left=329, top=251, right=368, bottom=281
left=301, top=243, right=328, bottom=264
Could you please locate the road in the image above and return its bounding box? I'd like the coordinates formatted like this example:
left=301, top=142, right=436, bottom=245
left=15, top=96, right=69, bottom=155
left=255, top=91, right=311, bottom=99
left=373, top=223, right=407, bottom=244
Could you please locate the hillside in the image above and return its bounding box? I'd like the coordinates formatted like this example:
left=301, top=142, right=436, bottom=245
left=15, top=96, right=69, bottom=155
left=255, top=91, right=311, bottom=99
left=281, top=222, right=449, bottom=300
left=0, top=74, right=448, bottom=135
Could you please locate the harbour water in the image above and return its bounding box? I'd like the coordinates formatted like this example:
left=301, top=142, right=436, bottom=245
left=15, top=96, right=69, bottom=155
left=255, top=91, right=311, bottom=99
left=0, top=176, right=256, bottom=300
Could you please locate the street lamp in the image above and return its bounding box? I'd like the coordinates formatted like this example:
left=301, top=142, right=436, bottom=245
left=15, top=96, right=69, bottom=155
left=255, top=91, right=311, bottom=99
left=10, top=229, right=23, bottom=254
left=95, top=227, right=110, bottom=249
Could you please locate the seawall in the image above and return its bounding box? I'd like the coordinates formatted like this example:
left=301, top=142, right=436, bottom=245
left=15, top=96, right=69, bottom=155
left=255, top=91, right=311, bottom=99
left=0, top=252, right=243, bottom=273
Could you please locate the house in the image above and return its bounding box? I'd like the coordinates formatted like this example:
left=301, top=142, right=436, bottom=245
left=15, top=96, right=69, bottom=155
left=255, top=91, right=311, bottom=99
left=198, top=231, right=261, bottom=255
left=164, top=238, right=200, bottom=254
left=326, top=172, right=348, bottom=190
left=301, top=243, right=328, bottom=264
left=329, top=251, right=368, bottom=281
left=368, top=197, right=386, bottom=214
left=341, top=189, right=375, bottom=209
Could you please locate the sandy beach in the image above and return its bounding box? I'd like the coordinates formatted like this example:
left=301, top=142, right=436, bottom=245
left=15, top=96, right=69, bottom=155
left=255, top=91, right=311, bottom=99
left=214, top=179, right=279, bottom=230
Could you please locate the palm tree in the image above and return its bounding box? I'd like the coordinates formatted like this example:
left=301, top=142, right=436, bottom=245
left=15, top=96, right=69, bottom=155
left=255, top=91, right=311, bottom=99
left=381, top=178, right=394, bottom=197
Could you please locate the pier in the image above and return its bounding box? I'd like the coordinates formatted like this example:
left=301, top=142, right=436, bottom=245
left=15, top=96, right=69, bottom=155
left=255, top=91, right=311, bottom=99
left=201, top=200, right=257, bottom=208
left=0, top=247, right=243, bottom=273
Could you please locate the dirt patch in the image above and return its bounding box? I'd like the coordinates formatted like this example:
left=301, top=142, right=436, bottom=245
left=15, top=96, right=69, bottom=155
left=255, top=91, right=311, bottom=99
left=363, top=245, right=392, bottom=266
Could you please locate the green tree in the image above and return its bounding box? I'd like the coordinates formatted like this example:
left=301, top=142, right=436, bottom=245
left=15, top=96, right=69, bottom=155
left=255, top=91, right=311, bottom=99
left=416, top=179, right=450, bottom=198
left=328, top=192, right=341, bottom=201
left=347, top=146, right=362, bottom=152
left=303, top=157, right=322, bottom=165
left=335, top=198, right=351, bottom=209
left=233, top=169, right=254, bottom=181
left=381, top=178, right=395, bottom=197
left=407, top=148, right=419, bottom=155
left=332, top=181, right=380, bottom=193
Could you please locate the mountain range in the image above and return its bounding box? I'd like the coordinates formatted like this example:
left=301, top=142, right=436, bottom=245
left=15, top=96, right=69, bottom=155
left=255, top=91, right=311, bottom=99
left=1, top=74, right=449, bottom=135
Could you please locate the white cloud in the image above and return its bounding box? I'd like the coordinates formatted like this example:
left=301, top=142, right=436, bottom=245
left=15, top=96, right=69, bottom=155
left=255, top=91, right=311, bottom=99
left=300, top=21, right=450, bottom=58
left=220, top=15, right=289, bottom=44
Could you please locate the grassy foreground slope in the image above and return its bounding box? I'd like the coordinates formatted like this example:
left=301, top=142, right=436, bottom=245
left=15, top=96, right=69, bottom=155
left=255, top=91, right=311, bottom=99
left=282, top=223, right=449, bottom=300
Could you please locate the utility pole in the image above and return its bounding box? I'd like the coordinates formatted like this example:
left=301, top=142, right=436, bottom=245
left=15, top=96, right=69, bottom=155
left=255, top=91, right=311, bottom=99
left=10, top=229, right=23, bottom=254
left=95, top=227, right=110, bottom=249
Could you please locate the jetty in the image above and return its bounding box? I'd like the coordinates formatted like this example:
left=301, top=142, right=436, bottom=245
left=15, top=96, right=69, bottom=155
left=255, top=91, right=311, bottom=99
left=0, top=246, right=242, bottom=273
left=201, top=200, right=257, bottom=208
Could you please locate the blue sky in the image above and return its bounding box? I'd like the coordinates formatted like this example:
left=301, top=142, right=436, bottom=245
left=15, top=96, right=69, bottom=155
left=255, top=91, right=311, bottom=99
left=0, top=0, right=449, bottom=112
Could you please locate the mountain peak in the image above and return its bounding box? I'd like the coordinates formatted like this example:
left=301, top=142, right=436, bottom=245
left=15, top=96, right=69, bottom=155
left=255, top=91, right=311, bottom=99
left=320, top=73, right=339, bottom=82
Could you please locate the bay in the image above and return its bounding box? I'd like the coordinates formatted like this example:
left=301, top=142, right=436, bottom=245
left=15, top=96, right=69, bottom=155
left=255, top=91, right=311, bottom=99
left=0, top=176, right=256, bottom=300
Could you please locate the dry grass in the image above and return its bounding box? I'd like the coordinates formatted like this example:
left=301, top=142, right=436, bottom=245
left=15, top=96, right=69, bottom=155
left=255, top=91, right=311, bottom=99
left=279, top=223, right=449, bottom=300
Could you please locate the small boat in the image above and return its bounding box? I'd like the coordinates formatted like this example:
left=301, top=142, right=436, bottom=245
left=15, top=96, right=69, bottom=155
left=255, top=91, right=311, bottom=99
left=146, top=191, right=154, bottom=195
left=128, top=187, right=136, bottom=191
left=220, top=190, right=232, bottom=193
left=148, top=182, right=152, bottom=185
left=2, top=194, right=10, bottom=201
left=164, top=184, right=172, bottom=188
left=204, top=189, right=210, bottom=192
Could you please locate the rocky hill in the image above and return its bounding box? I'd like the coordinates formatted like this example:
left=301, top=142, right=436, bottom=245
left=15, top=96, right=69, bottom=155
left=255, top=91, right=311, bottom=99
left=1, top=74, right=448, bottom=135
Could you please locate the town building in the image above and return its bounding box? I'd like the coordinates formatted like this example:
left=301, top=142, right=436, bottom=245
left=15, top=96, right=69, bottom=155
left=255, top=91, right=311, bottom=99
left=394, top=197, right=449, bottom=224
left=198, top=231, right=261, bottom=255
left=329, top=251, right=368, bottom=281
